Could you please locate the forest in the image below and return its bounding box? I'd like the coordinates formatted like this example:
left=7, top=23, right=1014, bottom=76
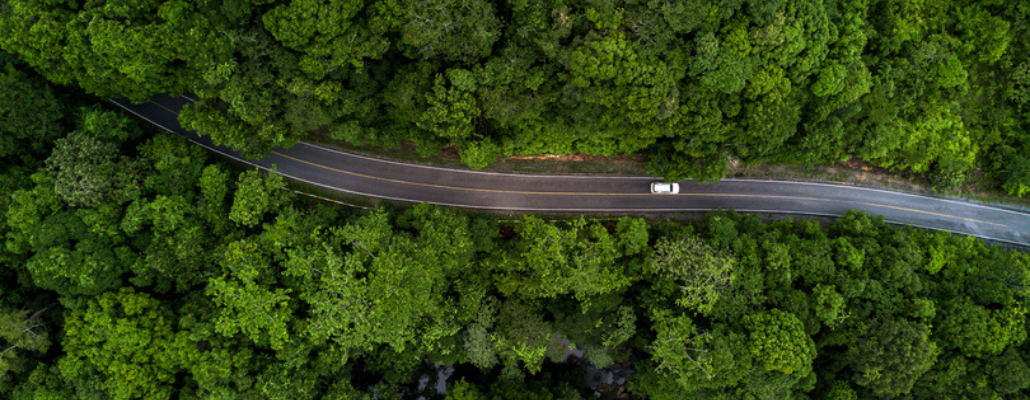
left=0, top=0, right=1029, bottom=194
left=1, top=54, right=1030, bottom=399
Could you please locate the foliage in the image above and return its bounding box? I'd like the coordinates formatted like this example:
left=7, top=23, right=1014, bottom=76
left=0, top=307, right=51, bottom=391
left=848, top=317, right=939, bottom=396
left=645, top=235, right=736, bottom=316
left=229, top=169, right=291, bottom=228
left=0, top=65, right=62, bottom=160
left=45, top=132, right=142, bottom=208
left=2, top=82, right=1030, bottom=400
left=60, top=287, right=189, bottom=400
left=2, top=0, right=1027, bottom=196
left=745, top=309, right=816, bottom=376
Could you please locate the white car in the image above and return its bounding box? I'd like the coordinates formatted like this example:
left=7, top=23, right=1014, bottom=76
left=650, top=182, right=680, bottom=194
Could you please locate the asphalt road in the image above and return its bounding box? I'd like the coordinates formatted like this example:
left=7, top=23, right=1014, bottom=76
left=110, top=94, right=1030, bottom=247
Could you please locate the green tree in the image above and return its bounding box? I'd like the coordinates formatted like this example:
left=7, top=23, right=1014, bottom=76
left=207, top=239, right=293, bottom=351
left=848, top=317, right=939, bottom=396
left=418, top=75, right=481, bottom=140
left=647, top=310, right=751, bottom=392
left=492, top=216, right=628, bottom=305
left=10, top=364, right=78, bottom=400
left=5, top=173, right=133, bottom=297
left=645, top=235, right=736, bottom=315
left=0, top=66, right=63, bottom=159
left=280, top=206, right=466, bottom=362
left=60, top=287, right=189, bottom=400
left=372, top=0, right=502, bottom=64
left=45, top=132, right=142, bottom=208
left=616, top=216, right=649, bottom=256
left=197, top=164, right=233, bottom=233
left=988, top=348, right=1030, bottom=395
left=229, top=169, right=291, bottom=228
left=1001, top=154, right=1030, bottom=197
left=744, top=309, right=816, bottom=376
left=74, top=108, right=144, bottom=142
left=936, top=297, right=1027, bottom=359
left=811, top=284, right=846, bottom=328
left=262, top=0, right=388, bottom=78
left=489, top=299, right=562, bottom=378
left=0, top=0, right=232, bottom=99
left=0, top=307, right=51, bottom=392
left=137, top=133, right=207, bottom=197
left=446, top=378, right=484, bottom=400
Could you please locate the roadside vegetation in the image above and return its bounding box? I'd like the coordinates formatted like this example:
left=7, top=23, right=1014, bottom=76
left=2, top=57, right=1029, bottom=400
left=1, top=0, right=1028, bottom=197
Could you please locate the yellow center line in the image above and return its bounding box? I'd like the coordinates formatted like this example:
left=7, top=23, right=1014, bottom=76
left=271, top=150, right=653, bottom=196
left=148, top=100, right=180, bottom=116
left=846, top=202, right=1006, bottom=227
left=135, top=100, right=1006, bottom=228
left=269, top=151, right=1005, bottom=227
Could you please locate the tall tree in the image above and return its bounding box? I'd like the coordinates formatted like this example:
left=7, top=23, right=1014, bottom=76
left=0, top=66, right=63, bottom=160
left=0, top=306, right=51, bottom=393
left=645, top=235, right=737, bottom=316
left=848, top=317, right=939, bottom=396
left=60, top=288, right=189, bottom=400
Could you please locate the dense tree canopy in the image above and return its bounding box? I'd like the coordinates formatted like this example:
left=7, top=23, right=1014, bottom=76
left=2, top=0, right=1028, bottom=195
left=1, top=24, right=1030, bottom=400
left=0, top=97, right=1027, bottom=400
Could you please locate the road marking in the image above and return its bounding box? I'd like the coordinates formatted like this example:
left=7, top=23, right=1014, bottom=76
left=302, top=140, right=1030, bottom=219
left=149, top=100, right=181, bottom=116
left=128, top=98, right=1009, bottom=229
left=111, top=99, right=264, bottom=170
left=251, top=163, right=1030, bottom=246
left=268, top=151, right=1005, bottom=227
left=847, top=201, right=1004, bottom=226
left=274, top=150, right=829, bottom=198
left=270, top=150, right=653, bottom=196
left=722, top=178, right=1030, bottom=217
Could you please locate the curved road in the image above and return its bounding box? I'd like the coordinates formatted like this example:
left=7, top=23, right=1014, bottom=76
left=110, top=94, right=1030, bottom=247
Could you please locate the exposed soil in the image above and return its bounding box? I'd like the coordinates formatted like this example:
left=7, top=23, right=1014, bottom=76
left=728, top=158, right=933, bottom=193
left=507, top=152, right=645, bottom=164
